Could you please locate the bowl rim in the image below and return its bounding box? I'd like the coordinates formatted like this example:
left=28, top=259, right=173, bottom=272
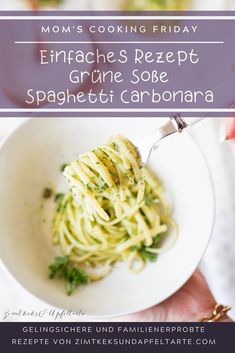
left=0, top=117, right=215, bottom=320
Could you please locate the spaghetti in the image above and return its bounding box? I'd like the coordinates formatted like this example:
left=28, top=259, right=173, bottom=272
left=51, top=135, right=176, bottom=281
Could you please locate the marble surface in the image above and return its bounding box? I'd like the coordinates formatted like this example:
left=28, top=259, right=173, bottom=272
left=194, top=119, right=235, bottom=320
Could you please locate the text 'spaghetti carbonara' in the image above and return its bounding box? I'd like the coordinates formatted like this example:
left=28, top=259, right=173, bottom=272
left=51, top=135, right=176, bottom=282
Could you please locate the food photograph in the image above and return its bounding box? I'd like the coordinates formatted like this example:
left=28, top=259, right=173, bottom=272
left=0, top=0, right=235, bottom=329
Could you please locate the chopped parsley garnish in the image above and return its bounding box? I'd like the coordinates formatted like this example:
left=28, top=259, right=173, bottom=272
left=97, top=177, right=108, bottom=193
left=37, top=0, right=64, bottom=6
left=49, top=256, right=88, bottom=296
left=54, top=192, right=64, bottom=202
left=43, top=187, right=53, bottom=199
left=130, top=245, right=139, bottom=251
left=131, top=234, right=164, bottom=263
left=152, top=234, right=164, bottom=248
left=60, top=163, right=68, bottom=172
left=144, top=196, right=155, bottom=206
left=85, top=184, right=92, bottom=192
left=56, top=199, right=68, bottom=213
left=139, top=248, right=158, bottom=262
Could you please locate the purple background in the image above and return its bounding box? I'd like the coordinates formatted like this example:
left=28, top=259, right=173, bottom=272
left=0, top=12, right=235, bottom=117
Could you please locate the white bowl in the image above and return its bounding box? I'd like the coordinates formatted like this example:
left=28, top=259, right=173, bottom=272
left=0, top=118, right=214, bottom=318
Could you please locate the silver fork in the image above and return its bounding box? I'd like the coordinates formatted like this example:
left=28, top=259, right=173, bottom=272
left=130, top=115, right=203, bottom=164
